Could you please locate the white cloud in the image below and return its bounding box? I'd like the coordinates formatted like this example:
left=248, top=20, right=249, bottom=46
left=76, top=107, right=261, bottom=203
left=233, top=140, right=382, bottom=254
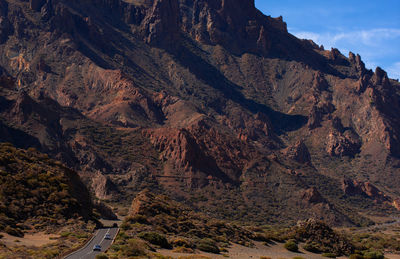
left=294, top=28, right=400, bottom=49
left=388, top=62, right=400, bottom=80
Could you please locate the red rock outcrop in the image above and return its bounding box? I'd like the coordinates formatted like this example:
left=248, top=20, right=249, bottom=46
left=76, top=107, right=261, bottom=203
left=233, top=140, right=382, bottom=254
left=144, top=118, right=256, bottom=186
left=283, top=140, right=311, bottom=164
left=326, top=130, right=361, bottom=157
left=342, top=178, right=391, bottom=204
left=302, top=187, right=326, bottom=204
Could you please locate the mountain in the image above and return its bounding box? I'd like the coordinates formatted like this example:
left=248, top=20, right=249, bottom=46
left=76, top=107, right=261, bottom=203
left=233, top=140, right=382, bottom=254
left=1, top=0, right=400, bottom=226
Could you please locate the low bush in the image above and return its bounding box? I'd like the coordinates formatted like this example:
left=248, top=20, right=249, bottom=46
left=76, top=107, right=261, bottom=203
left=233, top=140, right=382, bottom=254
left=127, top=215, right=149, bottom=225
left=119, top=238, right=147, bottom=257
left=197, top=238, right=220, bottom=254
left=303, top=241, right=321, bottom=253
left=138, top=232, right=171, bottom=249
left=5, top=226, right=23, bottom=237
left=95, top=254, right=109, bottom=259
left=173, top=246, right=194, bottom=253
left=321, top=253, right=336, bottom=258
left=284, top=240, right=298, bottom=252
left=363, top=251, right=384, bottom=259
left=172, top=238, right=194, bottom=248
left=349, top=255, right=364, bottom=259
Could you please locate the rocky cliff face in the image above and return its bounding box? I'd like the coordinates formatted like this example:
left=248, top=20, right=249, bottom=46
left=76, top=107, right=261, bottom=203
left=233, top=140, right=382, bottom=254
left=0, top=0, right=400, bottom=225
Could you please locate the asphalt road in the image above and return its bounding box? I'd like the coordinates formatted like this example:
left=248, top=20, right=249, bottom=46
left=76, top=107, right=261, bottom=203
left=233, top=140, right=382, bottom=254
left=64, top=228, right=119, bottom=259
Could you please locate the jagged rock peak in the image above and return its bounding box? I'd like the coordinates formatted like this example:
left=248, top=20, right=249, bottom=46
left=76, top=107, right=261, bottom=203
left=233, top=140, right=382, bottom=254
left=349, top=52, right=366, bottom=75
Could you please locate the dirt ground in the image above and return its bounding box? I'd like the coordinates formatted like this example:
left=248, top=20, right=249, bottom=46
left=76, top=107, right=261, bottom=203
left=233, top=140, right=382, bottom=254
left=0, top=232, right=59, bottom=247
left=159, top=241, right=400, bottom=259
left=159, top=241, right=344, bottom=259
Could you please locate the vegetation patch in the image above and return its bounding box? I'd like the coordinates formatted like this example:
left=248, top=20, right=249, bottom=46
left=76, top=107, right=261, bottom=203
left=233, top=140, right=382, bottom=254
left=197, top=238, right=220, bottom=254
left=284, top=240, right=298, bottom=252
left=138, top=232, right=171, bottom=249
left=0, top=143, right=96, bottom=237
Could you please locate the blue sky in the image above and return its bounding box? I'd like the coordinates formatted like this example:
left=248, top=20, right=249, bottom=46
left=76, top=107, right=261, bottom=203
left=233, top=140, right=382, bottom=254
left=255, top=0, right=400, bottom=79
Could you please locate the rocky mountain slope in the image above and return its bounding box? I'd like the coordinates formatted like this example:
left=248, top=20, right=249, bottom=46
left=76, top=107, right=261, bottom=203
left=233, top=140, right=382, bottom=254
left=1, top=0, right=400, bottom=226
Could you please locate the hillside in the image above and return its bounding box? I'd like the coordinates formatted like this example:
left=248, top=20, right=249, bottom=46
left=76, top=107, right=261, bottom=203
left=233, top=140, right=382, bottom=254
left=0, top=0, right=400, bottom=227
left=106, top=190, right=359, bottom=258
left=0, top=142, right=95, bottom=237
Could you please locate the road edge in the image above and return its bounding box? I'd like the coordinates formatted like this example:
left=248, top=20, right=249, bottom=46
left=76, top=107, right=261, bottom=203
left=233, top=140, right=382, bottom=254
left=105, top=228, right=120, bottom=253
left=58, top=229, right=98, bottom=259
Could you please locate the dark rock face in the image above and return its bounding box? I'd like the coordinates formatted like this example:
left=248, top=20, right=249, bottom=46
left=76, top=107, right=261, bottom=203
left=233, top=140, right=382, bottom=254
left=141, top=0, right=180, bottom=45
left=0, top=0, right=12, bottom=43
left=29, top=0, right=46, bottom=11
left=0, top=66, right=14, bottom=89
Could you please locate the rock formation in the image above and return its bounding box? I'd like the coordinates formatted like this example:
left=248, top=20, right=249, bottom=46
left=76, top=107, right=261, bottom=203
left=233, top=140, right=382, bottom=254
left=284, top=140, right=311, bottom=164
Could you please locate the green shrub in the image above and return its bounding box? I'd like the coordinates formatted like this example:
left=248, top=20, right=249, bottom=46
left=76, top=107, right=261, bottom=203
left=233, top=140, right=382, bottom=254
left=110, top=244, right=120, bottom=252
left=349, top=255, right=364, bottom=259
left=172, top=238, right=194, bottom=248
left=138, top=232, right=171, bottom=249
left=128, top=215, right=149, bottom=225
left=5, top=226, right=23, bottom=237
left=292, top=257, right=306, bottom=259
left=197, top=238, right=220, bottom=254
left=120, top=238, right=147, bottom=257
left=322, top=253, right=336, bottom=258
left=284, top=240, right=298, bottom=252
left=173, top=246, right=194, bottom=253
left=303, top=242, right=321, bottom=253
left=363, top=251, right=384, bottom=259
left=120, top=222, right=131, bottom=231
left=95, top=254, right=109, bottom=259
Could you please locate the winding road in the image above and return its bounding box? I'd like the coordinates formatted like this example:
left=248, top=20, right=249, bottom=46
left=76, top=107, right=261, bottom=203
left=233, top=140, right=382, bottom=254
left=64, top=227, right=119, bottom=259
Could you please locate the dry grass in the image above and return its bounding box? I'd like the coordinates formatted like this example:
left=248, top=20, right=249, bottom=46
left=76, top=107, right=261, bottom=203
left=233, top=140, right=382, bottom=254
left=0, top=232, right=59, bottom=247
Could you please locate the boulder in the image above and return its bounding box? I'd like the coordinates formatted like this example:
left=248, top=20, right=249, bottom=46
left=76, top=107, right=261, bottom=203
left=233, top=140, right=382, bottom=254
left=302, top=187, right=326, bottom=204
left=325, top=129, right=361, bottom=157
left=284, top=140, right=311, bottom=164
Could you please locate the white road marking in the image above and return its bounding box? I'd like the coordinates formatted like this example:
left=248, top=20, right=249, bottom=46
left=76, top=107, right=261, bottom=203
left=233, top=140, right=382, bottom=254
left=99, top=228, right=111, bottom=248
left=64, top=228, right=119, bottom=259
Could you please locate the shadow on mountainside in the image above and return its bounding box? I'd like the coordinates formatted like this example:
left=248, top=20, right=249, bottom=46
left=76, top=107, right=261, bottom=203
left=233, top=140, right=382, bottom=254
left=172, top=41, right=308, bottom=134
